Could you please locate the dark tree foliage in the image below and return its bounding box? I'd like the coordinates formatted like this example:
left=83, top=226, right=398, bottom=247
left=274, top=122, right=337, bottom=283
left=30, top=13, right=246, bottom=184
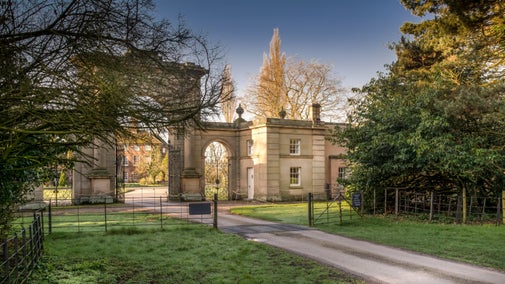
left=332, top=0, right=505, bottom=213
left=0, top=0, right=226, bottom=238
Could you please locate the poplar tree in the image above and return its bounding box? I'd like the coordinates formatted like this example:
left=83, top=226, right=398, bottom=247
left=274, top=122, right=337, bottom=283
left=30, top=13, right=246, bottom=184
left=254, top=28, right=287, bottom=118
left=220, top=65, right=236, bottom=123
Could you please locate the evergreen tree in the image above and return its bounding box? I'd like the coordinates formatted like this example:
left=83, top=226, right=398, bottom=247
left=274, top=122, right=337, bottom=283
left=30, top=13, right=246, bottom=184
left=333, top=0, right=505, bottom=219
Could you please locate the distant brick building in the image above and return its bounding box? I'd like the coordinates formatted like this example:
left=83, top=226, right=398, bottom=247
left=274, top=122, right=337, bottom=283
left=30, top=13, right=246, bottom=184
left=118, top=133, right=167, bottom=183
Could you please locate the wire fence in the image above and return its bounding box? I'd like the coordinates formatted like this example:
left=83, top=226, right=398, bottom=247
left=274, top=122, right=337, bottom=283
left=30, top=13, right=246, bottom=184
left=5, top=191, right=218, bottom=283
left=368, top=189, right=504, bottom=224
left=14, top=195, right=217, bottom=235
left=308, top=190, right=504, bottom=225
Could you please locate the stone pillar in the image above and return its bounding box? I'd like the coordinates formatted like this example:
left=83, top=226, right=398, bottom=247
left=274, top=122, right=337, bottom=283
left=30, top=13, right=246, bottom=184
left=181, top=133, right=202, bottom=200
left=183, top=136, right=193, bottom=169
left=73, top=138, right=115, bottom=204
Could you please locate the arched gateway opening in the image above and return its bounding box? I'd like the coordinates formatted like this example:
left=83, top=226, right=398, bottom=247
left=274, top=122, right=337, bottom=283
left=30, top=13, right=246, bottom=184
left=167, top=122, right=242, bottom=201
left=204, top=141, right=230, bottom=200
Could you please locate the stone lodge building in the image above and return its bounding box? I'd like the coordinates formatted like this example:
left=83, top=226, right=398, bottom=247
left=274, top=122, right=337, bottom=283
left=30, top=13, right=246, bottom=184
left=168, top=103, right=348, bottom=201
left=70, top=103, right=348, bottom=202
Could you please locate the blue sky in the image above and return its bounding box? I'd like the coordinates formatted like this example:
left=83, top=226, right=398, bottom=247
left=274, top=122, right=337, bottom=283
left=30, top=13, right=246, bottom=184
left=154, top=0, right=420, bottom=98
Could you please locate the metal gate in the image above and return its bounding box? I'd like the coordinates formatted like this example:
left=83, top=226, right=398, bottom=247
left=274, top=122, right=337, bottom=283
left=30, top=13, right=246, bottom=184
left=308, top=192, right=362, bottom=226
left=168, top=148, right=182, bottom=200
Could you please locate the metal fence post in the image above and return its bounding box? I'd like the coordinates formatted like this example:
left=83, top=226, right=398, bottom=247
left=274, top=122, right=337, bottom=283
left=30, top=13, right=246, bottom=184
left=48, top=202, right=52, bottom=234
left=373, top=188, right=376, bottom=216
left=395, top=188, right=399, bottom=216
left=213, top=193, right=218, bottom=229
left=2, top=236, right=8, bottom=283
left=308, top=192, right=313, bottom=227
left=360, top=191, right=364, bottom=215
left=338, top=200, right=343, bottom=225
left=104, top=202, right=108, bottom=232
left=498, top=194, right=503, bottom=226
left=160, top=196, right=163, bottom=229
left=384, top=188, right=388, bottom=215
left=22, top=228, right=27, bottom=279
left=502, top=191, right=505, bottom=225
left=429, top=191, right=434, bottom=222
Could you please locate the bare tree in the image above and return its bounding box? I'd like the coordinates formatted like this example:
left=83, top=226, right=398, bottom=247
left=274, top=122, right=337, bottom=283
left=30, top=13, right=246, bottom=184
left=284, top=58, right=346, bottom=121
left=0, top=0, right=225, bottom=238
left=245, top=28, right=346, bottom=121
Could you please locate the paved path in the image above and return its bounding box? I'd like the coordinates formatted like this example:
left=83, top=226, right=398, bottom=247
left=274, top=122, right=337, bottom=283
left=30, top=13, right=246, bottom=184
left=217, top=212, right=505, bottom=284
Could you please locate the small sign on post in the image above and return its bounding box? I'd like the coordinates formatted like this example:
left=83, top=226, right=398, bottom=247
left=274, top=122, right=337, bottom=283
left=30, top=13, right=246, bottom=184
left=351, top=192, right=362, bottom=208
left=188, top=202, right=211, bottom=215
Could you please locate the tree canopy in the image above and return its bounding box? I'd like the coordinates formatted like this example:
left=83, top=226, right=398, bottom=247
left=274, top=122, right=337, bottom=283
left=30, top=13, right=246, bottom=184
left=333, top=0, right=505, bottom=208
left=0, top=0, right=225, bottom=238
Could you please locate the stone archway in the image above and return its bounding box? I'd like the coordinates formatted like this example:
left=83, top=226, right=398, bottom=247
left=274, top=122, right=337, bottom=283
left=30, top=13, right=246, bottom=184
left=168, top=122, right=244, bottom=201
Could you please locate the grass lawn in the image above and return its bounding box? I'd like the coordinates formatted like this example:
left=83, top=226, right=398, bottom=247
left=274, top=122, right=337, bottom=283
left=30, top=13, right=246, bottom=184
left=231, top=202, right=505, bottom=271
left=30, top=224, right=362, bottom=283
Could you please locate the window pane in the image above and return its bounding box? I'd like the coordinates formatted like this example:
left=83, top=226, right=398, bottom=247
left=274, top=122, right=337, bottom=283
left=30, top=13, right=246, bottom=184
left=290, top=167, right=301, bottom=186
left=338, top=167, right=347, bottom=180
left=289, top=139, right=300, bottom=155
left=247, top=140, right=254, bottom=156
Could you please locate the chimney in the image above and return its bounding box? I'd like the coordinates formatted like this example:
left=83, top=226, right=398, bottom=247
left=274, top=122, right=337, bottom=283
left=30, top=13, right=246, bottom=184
left=310, top=103, right=321, bottom=124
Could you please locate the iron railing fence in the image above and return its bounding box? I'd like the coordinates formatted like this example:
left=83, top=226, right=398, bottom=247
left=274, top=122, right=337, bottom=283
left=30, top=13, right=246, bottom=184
left=1, top=210, right=44, bottom=284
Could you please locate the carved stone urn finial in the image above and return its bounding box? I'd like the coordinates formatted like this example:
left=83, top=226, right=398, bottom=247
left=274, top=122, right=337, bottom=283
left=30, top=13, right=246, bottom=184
left=279, top=107, right=286, bottom=119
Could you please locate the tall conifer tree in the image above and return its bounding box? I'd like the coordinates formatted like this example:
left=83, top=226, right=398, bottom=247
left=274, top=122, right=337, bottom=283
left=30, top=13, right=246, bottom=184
left=255, top=28, right=287, bottom=118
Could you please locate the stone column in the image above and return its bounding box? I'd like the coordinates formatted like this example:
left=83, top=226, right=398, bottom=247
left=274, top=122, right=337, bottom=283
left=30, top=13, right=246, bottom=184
left=181, top=133, right=202, bottom=199
left=73, top=138, right=115, bottom=204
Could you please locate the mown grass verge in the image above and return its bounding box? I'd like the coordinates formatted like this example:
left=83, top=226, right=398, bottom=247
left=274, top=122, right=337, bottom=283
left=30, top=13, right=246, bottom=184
left=231, top=203, right=505, bottom=271
left=30, top=223, right=363, bottom=283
